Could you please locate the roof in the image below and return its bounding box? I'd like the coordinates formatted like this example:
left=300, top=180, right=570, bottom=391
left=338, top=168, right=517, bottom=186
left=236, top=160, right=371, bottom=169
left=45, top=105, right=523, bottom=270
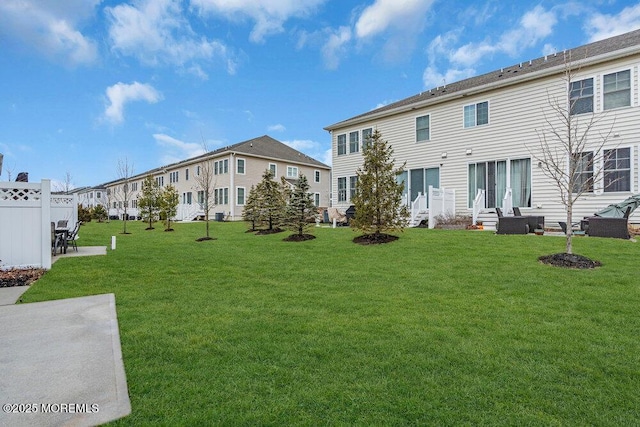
left=325, top=28, right=640, bottom=130
left=100, top=135, right=329, bottom=187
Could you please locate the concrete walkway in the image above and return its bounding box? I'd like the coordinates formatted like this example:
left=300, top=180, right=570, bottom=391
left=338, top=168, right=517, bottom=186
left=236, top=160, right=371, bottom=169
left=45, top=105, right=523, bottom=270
left=0, top=294, right=131, bottom=426
left=0, top=247, right=131, bottom=426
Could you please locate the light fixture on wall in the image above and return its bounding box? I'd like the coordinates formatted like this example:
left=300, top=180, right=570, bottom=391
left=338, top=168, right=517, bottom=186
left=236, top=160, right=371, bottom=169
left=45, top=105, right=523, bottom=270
left=465, top=148, right=472, bottom=155
left=441, top=152, right=448, bottom=159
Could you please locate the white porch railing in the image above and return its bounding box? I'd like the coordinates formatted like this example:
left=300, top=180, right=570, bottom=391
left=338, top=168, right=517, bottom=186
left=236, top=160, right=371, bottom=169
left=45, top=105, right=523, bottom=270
left=502, top=187, right=513, bottom=215
left=428, top=186, right=456, bottom=229
left=410, top=192, right=427, bottom=225
left=472, top=189, right=486, bottom=225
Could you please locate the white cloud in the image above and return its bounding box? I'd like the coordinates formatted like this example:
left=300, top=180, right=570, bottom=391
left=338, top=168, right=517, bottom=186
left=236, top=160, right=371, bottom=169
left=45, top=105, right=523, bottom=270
left=282, top=139, right=330, bottom=166
left=103, top=82, right=163, bottom=125
left=191, top=0, right=326, bottom=43
left=321, top=26, right=352, bottom=69
left=449, top=5, right=557, bottom=67
left=0, top=0, right=99, bottom=66
left=355, top=0, right=434, bottom=39
left=422, top=66, right=476, bottom=90
left=268, top=124, right=286, bottom=132
left=153, top=134, right=207, bottom=162
left=106, top=0, right=236, bottom=76
left=587, top=4, right=640, bottom=42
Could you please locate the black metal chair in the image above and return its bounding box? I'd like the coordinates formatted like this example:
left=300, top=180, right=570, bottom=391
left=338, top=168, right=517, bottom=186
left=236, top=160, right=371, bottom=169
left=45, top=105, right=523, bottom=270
left=65, top=221, right=81, bottom=251
left=51, top=222, right=64, bottom=256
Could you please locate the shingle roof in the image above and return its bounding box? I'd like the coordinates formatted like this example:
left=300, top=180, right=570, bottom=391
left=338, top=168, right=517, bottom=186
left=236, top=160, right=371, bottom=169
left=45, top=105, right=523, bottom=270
left=99, top=135, right=329, bottom=186
left=325, top=28, right=640, bottom=130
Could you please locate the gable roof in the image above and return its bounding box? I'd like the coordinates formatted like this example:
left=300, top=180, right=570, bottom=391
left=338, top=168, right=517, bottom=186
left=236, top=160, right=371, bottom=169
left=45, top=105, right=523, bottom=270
left=325, top=28, right=640, bottom=130
left=100, top=135, right=329, bottom=187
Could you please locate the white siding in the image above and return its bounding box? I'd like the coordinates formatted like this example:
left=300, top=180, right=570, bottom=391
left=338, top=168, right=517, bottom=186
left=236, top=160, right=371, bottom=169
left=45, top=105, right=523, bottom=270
left=331, top=55, right=640, bottom=225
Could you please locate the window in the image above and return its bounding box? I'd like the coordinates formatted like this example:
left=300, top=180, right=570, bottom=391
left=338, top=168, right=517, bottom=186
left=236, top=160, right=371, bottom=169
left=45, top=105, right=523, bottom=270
left=603, top=70, right=631, bottom=110
left=416, top=115, right=430, bottom=142
left=131, top=199, right=138, bottom=208
left=604, top=148, right=631, bottom=192
left=237, top=158, right=245, bottom=174
left=269, top=163, right=277, bottom=177
left=337, top=177, right=347, bottom=202
left=468, top=159, right=530, bottom=208
left=349, top=131, right=359, bottom=153
left=510, top=158, right=531, bottom=208
left=131, top=182, right=138, bottom=191
left=183, top=192, right=192, bottom=204
left=197, top=191, right=204, bottom=205
left=237, top=187, right=245, bottom=205
left=464, top=101, right=489, bottom=128
left=214, top=188, right=229, bottom=205
left=214, top=159, right=228, bottom=175
left=97, top=192, right=101, bottom=199
left=196, top=166, right=201, bottom=176
left=287, top=166, right=298, bottom=178
left=569, top=78, right=594, bottom=115
left=571, top=152, right=594, bottom=193
left=314, top=170, right=321, bottom=183
left=337, top=134, right=347, bottom=155
left=185, top=168, right=189, bottom=181
left=155, top=176, right=164, bottom=187
left=314, top=193, right=320, bottom=207
left=169, top=171, right=179, bottom=183
left=349, top=176, right=358, bottom=201
left=362, top=128, right=373, bottom=150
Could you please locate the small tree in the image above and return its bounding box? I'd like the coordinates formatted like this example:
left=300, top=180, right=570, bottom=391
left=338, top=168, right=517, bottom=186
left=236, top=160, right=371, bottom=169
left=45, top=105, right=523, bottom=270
left=255, top=170, right=286, bottom=233
left=350, top=129, right=408, bottom=243
left=159, top=184, right=179, bottom=231
left=115, top=158, right=135, bottom=234
left=283, top=174, right=316, bottom=240
left=528, top=53, right=614, bottom=255
left=78, top=205, right=92, bottom=223
left=139, top=176, right=161, bottom=230
left=194, top=145, right=216, bottom=240
left=92, top=205, right=107, bottom=222
left=242, top=185, right=261, bottom=231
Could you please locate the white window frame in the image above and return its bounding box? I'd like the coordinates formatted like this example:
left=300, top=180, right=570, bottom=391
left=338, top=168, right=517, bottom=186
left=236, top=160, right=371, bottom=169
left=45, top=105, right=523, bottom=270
left=236, top=187, right=246, bottom=205
left=286, top=166, right=299, bottom=178
left=314, top=193, right=320, bottom=207
left=269, top=163, right=277, bottom=177
left=314, top=170, right=321, bottom=183
left=337, top=134, right=347, bottom=156
left=569, top=76, right=595, bottom=115
left=416, top=114, right=430, bottom=142
left=463, top=101, right=489, bottom=128
left=602, top=68, right=632, bottom=111
left=236, top=158, right=246, bottom=175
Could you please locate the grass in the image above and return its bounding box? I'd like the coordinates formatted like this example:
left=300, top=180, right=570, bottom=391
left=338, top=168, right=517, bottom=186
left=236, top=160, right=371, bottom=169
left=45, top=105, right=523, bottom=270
left=21, top=220, right=640, bottom=425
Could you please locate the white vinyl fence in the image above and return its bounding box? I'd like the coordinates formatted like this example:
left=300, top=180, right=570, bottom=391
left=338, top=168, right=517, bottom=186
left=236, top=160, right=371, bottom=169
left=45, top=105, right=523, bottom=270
left=428, top=186, right=456, bottom=229
left=0, top=180, right=77, bottom=270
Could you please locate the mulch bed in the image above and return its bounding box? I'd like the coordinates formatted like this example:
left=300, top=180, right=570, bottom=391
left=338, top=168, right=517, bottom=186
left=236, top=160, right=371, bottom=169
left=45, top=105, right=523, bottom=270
left=283, top=234, right=316, bottom=242
left=538, top=253, right=602, bottom=269
left=255, top=228, right=284, bottom=235
left=353, top=233, right=399, bottom=245
left=0, top=268, right=46, bottom=288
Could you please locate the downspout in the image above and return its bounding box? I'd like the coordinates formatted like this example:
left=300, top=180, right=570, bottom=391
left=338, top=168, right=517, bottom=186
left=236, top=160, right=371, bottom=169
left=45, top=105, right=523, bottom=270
left=229, top=153, right=235, bottom=220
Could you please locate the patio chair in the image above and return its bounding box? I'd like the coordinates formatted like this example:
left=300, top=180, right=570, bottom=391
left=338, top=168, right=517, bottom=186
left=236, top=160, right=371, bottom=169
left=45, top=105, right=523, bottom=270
left=57, top=220, right=68, bottom=228
left=51, top=222, right=64, bottom=256
left=585, top=209, right=630, bottom=239
left=495, top=207, right=529, bottom=234
left=514, top=207, right=545, bottom=232
left=66, top=221, right=81, bottom=252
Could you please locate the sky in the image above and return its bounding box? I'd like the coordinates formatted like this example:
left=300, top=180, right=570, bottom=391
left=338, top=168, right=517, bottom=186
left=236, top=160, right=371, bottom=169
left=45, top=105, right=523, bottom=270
left=2, top=0, right=640, bottom=189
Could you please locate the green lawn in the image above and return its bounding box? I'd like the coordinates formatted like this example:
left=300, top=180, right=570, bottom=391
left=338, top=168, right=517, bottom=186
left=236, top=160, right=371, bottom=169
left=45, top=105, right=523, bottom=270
left=21, top=221, right=640, bottom=425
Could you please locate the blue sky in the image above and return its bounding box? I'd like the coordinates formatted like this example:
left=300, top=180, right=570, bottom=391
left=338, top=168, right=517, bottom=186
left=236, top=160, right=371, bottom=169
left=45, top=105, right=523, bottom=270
left=2, top=0, right=640, bottom=188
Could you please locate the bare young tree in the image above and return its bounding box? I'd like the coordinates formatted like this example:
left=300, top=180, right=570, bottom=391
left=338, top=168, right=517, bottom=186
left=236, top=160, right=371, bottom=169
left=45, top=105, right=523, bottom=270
left=116, top=158, right=135, bottom=234
left=193, top=143, right=216, bottom=241
left=528, top=53, right=615, bottom=254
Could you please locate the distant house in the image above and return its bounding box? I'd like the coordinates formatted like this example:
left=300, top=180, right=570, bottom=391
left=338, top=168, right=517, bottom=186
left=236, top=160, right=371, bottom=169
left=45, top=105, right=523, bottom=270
left=325, top=29, right=640, bottom=227
left=102, top=135, right=331, bottom=221
left=70, top=186, right=106, bottom=209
